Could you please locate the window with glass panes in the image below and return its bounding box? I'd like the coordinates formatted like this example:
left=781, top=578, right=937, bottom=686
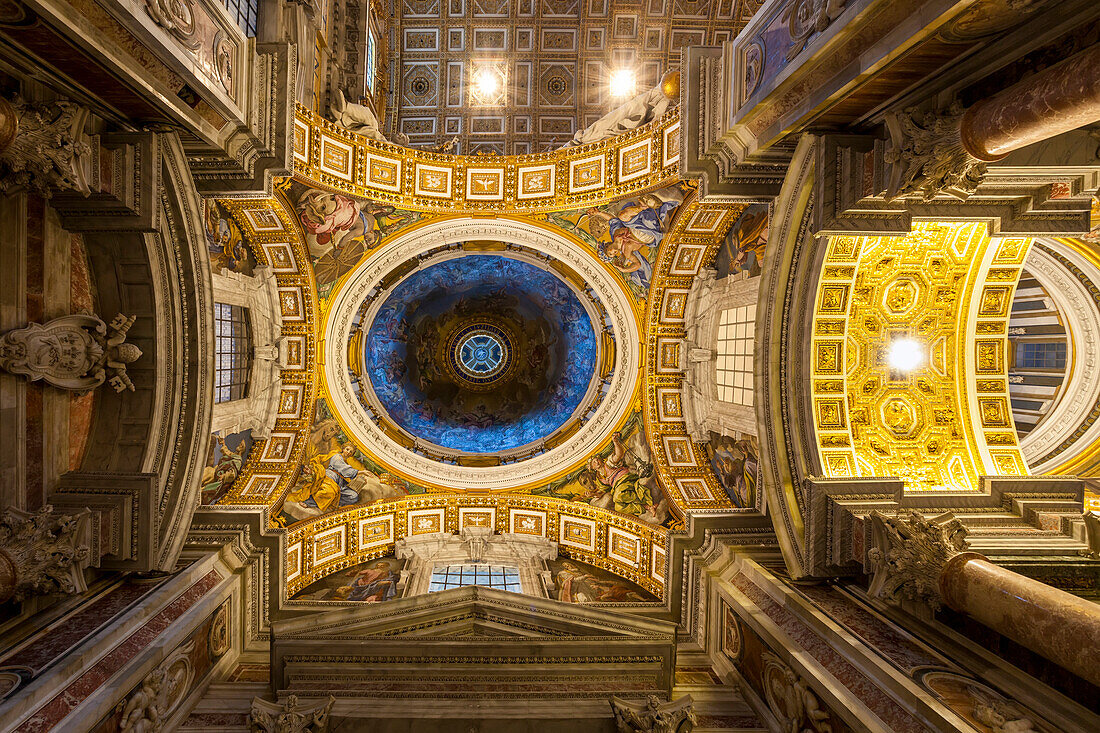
left=222, top=0, right=258, bottom=37
left=428, top=564, right=522, bottom=593
left=1016, top=341, right=1066, bottom=369
left=716, top=305, right=756, bottom=406
left=214, top=303, right=252, bottom=403
left=365, top=30, right=377, bottom=94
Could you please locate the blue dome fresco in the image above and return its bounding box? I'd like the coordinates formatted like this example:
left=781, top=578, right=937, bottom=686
left=361, top=255, right=599, bottom=454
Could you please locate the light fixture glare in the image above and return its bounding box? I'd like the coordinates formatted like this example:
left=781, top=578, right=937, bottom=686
left=887, top=338, right=924, bottom=372
left=609, top=68, right=636, bottom=99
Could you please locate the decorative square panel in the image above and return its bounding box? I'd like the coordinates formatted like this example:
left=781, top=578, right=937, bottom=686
left=261, top=242, right=299, bottom=273
left=684, top=207, right=727, bottom=234
left=660, top=288, right=690, bottom=322
left=445, top=117, right=462, bottom=134
left=277, top=384, right=304, bottom=417
left=541, top=28, right=577, bottom=52
left=292, top=118, right=310, bottom=162
left=613, top=14, right=638, bottom=38
left=662, top=435, right=696, bottom=467
left=651, top=543, right=667, bottom=583
left=607, top=527, right=641, bottom=567
left=277, top=287, right=305, bottom=321
left=448, top=28, right=464, bottom=50
left=517, top=164, right=555, bottom=199
left=617, top=138, right=651, bottom=183
left=674, top=476, right=714, bottom=502
left=470, top=116, right=506, bottom=135
left=466, top=167, right=505, bottom=200
left=408, top=507, right=446, bottom=535
left=656, top=387, right=685, bottom=422
left=404, top=28, right=440, bottom=52
left=286, top=541, right=302, bottom=582
left=585, top=27, right=605, bottom=50
left=365, top=153, right=402, bottom=193
left=655, top=337, right=683, bottom=373
left=516, top=27, right=534, bottom=51
left=401, top=63, right=439, bottom=108
left=514, top=116, right=530, bottom=134
left=414, top=163, right=453, bottom=198
left=359, top=514, right=394, bottom=549
left=472, top=28, right=507, bottom=51
left=318, top=135, right=354, bottom=179
left=587, top=0, right=608, bottom=14
left=568, top=154, right=605, bottom=193
left=458, top=506, right=496, bottom=529
left=241, top=473, right=280, bottom=498
left=669, top=242, right=706, bottom=276
left=663, top=120, right=680, bottom=166
left=644, top=26, right=665, bottom=50
left=559, top=515, right=597, bottom=552
left=261, top=432, right=295, bottom=462
left=281, top=336, right=306, bottom=370
left=975, top=340, right=1004, bottom=374
left=509, top=508, right=546, bottom=535
left=313, top=525, right=347, bottom=565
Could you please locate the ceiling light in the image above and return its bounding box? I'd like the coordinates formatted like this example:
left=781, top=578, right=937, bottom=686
left=474, top=67, right=502, bottom=101
left=887, top=338, right=924, bottom=372
left=609, top=68, right=636, bottom=99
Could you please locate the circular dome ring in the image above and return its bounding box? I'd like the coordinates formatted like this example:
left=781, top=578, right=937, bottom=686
left=324, top=217, right=640, bottom=492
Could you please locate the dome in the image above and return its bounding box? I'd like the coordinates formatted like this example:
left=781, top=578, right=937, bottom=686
left=360, top=255, right=598, bottom=455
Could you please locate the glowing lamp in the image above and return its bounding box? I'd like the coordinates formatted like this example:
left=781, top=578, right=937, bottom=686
left=887, top=338, right=924, bottom=372
left=609, top=68, right=636, bottom=99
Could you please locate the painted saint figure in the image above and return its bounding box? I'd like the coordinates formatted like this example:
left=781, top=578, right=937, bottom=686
left=587, top=431, right=653, bottom=516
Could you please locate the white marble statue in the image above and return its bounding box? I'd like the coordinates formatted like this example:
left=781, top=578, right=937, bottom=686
left=328, top=90, right=409, bottom=145
left=560, top=84, right=675, bottom=149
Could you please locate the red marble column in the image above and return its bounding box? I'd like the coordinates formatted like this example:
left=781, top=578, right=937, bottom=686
left=960, top=43, right=1100, bottom=161
left=939, top=553, right=1100, bottom=687
left=0, top=96, right=15, bottom=154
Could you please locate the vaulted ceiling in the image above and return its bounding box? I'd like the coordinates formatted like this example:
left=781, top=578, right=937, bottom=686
left=383, top=0, right=761, bottom=153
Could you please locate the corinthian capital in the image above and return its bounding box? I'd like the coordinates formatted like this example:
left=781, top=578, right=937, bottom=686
left=249, top=695, right=335, bottom=733
left=0, top=505, right=91, bottom=602
left=883, top=102, right=986, bottom=202
left=867, top=510, right=969, bottom=611
left=0, top=94, right=93, bottom=197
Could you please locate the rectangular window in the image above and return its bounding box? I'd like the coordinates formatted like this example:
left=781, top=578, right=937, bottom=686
left=1016, top=342, right=1066, bottom=369
left=715, top=305, right=756, bottom=406
left=428, top=564, right=522, bottom=593
left=221, top=0, right=259, bottom=37
left=214, top=303, right=253, bottom=403
left=365, top=30, right=377, bottom=94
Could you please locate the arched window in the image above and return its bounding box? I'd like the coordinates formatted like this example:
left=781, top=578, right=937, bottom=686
left=214, top=302, right=253, bottom=403
left=222, top=0, right=259, bottom=37
left=716, top=305, right=756, bottom=406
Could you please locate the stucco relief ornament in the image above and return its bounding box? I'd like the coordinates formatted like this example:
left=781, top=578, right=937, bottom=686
left=783, top=0, right=848, bottom=60
left=0, top=313, right=142, bottom=393
left=0, top=505, right=90, bottom=602
left=329, top=89, right=410, bottom=145
left=760, top=652, right=833, bottom=733
left=610, top=694, right=696, bottom=733
left=250, top=695, right=336, bottom=733
left=883, top=103, right=986, bottom=202
left=867, top=510, right=968, bottom=611
left=118, top=641, right=196, bottom=733
left=0, top=95, right=92, bottom=197
left=144, top=0, right=200, bottom=48
left=560, top=73, right=678, bottom=149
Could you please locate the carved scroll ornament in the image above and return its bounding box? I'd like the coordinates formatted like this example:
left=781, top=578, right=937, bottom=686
left=883, top=103, right=986, bottom=202
left=249, top=695, right=336, bottom=733
left=0, top=95, right=92, bottom=197
left=0, top=505, right=91, bottom=603
left=610, top=694, right=696, bottom=733
left=760, top=651, right=833, bottom=733
left=867, top=510, right=968, bottom=610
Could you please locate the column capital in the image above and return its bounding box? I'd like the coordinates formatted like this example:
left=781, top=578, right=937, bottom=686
left=0, top=505, right=91, bottom=603
left=0, top=94, right=93, bottom=197
left=883, top=102, right=987, bottom=202
left=867, top=510, right=975, bottom=611
left=610, top=694, right=696, bottom=733
left=249, top=695, right=335, bottom=733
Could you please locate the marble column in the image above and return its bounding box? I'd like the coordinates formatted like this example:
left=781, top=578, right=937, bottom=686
left=868, top=510, right=1100, bottom=687
left=0, top=96, right=16, bottom=155
left=960, top=43, right=1100, bottom=161
left=0, top=505, right=91, bottom=603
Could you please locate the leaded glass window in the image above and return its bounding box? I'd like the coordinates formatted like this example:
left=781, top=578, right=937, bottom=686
left=428, top=564, right=522, bottom=593
left=214, top=303, right=252, bottom=403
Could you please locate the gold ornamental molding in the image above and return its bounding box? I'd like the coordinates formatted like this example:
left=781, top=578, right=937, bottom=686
left=210, top=195, right=321, bottom=506
left=291, top=105, right=682, bottom=213
left=283, top=493, right=670, bottom=600
left=810, top=222, right=1031, bottom=490
left=642, top=195, right=752, bottom=513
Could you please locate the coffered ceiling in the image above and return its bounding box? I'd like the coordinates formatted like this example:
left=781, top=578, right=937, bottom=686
left=383, top=0, right=761, bottom=153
